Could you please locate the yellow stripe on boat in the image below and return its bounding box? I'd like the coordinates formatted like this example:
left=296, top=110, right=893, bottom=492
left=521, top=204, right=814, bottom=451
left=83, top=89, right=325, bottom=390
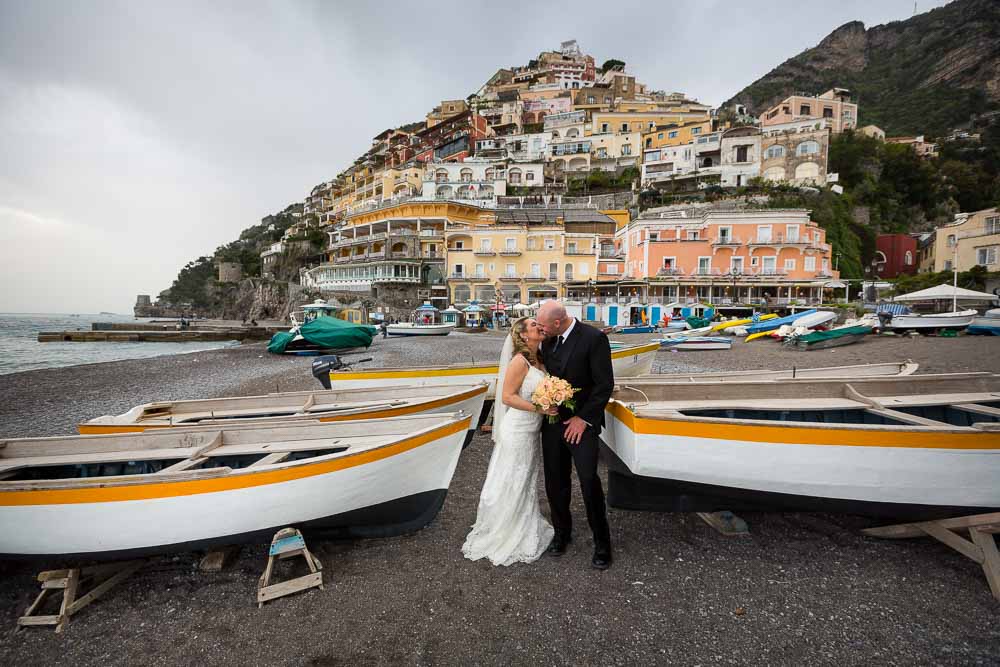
left=711, top=313, right=777, bottom=331
left=318, top=385, right=486, bottom=421
left=605, top=401, right=1000, bottom=450
left=0, top=417, right=470, bottom=507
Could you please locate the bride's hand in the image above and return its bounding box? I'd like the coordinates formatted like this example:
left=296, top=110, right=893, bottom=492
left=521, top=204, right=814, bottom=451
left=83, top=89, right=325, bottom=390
left=541, top=406, right=559, bottom=416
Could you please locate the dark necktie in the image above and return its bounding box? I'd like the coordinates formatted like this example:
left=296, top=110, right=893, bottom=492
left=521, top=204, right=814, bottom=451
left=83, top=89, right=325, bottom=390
left=551, top=335, right=563, bottom=356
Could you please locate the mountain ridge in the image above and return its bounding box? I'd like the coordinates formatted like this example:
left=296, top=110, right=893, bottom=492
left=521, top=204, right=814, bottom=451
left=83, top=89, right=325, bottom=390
left=724, top=0, right=1000, bottom=136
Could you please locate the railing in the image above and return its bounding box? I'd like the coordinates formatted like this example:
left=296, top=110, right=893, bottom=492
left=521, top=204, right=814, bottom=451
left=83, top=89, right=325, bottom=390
left=419, top=229, right=444, bottom=237
left=565, top=249, right=594, bottom=255
left=692, top=268, right=724, bottom=277
left=655, top=268, right=685, bottom=277
left=712, top=236, right=742, bottom=245
left=499, top=274, right=521, bottom=281
left=499, top=250, right=521, bottom=256
left=447, top=246, right=471, bottom=252
left=751, top=234, right=806, bottom=245
left=474, top=250, right=496, bottom=256
left=423, top=251, right=442, bottom=259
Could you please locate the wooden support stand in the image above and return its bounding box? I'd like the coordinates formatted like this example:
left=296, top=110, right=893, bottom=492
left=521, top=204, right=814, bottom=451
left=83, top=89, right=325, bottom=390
left=863, top=512, right=1000, bottom=601
left=18, top=559, right=147, bottom=632
left=257, top=528, right=324, bottom=607
left=697, top=511, right=750, bottom=536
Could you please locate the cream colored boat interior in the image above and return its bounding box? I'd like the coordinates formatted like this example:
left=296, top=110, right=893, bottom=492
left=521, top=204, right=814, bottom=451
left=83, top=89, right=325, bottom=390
left=0, top=414, right=463, bottom=487
left=614, top=373, right=1000, bottom=431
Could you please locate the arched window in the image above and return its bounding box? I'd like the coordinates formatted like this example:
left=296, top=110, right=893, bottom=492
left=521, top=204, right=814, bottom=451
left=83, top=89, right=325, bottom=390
left=796, top=140, right=820, bottom=156
left=762, top=166, right=786, bottom=182
left=567, top=128, right=580, bottom=138
left=453, top=285, right=471, bottom=303
left=484, top=167, right=494, bottom=180
left=508, top=168, right=522, bottom=184
left=459, top=168, right=473, bottom=182
left=435, top=169, right=448, bottom=182
left=551, top=130, right=560, bottom=139
left=794, top=162, right=820, bottom=183
left=565, top=263, right=574, bottom=280
left=904, top=250, right=913, bottom=266
left=765, top=145, right=786, bottom=159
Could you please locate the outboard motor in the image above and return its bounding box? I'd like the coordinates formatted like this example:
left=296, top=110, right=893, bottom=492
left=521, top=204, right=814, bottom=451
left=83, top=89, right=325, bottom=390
left=311, top=355, right=345, bottom=389
left=877, top=311, right=893, bottom=330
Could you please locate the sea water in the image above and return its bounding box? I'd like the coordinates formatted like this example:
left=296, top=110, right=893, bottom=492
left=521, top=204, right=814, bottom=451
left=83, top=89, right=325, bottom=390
left=0, top=313, right=239, bottom=376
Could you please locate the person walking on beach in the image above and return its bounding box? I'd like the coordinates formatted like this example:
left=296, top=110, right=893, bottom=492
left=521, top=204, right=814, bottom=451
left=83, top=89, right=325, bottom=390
left=535, top=300, right=614, bottom=570
left=462, top=317, right=555, bottom=566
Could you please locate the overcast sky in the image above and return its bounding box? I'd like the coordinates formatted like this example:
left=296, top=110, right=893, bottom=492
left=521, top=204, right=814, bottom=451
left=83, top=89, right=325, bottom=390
left=0, top=0, right=950, bottom=314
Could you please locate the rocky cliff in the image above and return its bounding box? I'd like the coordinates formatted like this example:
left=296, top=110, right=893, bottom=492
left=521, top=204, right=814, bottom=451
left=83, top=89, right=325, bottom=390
left=725, top=0, right=1000, bottom=135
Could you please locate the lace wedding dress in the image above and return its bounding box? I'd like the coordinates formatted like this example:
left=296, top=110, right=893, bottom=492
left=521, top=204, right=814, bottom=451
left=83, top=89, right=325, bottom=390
left=462, top=361, right=554, bottom=566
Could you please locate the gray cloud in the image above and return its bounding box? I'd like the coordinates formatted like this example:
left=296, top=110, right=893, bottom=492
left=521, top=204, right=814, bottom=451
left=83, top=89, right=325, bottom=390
left=0, top=0, right=948, bottom=313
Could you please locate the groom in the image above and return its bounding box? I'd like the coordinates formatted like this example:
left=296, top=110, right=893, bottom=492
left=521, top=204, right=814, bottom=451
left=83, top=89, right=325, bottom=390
left=536, top=300, right=614, bottom=570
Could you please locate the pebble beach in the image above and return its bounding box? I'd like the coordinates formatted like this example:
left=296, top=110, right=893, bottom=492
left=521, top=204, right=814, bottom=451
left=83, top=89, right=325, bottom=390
left=2, top=331, right=1000, bottom=665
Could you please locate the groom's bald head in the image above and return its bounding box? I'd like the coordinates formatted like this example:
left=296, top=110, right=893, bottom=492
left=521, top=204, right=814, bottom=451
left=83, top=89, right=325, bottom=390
left=536, top=300, right=569, bottom=337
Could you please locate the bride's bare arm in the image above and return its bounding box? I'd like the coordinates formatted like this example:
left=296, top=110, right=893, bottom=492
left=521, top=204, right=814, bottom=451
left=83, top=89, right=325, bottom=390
left=501, top=355, right=542, bottom=413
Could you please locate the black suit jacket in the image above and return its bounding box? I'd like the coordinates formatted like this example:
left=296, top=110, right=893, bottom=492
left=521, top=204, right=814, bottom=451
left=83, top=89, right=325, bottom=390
left=540, top=319, right=615, bottom=429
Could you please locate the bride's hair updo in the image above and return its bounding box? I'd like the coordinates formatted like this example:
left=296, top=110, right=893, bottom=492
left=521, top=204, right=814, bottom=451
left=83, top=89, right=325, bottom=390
left=510, top=317, right=539, bottom=367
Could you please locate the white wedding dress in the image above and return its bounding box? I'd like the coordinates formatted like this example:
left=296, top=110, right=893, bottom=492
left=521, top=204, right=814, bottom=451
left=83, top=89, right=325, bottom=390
left=462, top=360, right=554, bottom=566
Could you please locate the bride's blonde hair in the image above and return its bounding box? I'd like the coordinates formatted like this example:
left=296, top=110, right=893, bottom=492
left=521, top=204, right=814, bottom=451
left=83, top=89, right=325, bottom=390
left=510, top=317, right=540, bottom=367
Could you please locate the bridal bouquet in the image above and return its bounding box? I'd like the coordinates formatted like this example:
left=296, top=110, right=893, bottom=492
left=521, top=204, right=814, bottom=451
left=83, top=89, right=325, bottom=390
left=531, top=376, right=580, bottom=424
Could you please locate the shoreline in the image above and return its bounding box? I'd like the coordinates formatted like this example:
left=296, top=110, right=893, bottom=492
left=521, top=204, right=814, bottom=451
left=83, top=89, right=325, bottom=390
left=1, top=332, right=999, bottom=664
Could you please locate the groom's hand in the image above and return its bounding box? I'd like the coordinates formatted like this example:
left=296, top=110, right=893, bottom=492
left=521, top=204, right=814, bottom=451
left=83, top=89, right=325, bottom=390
left=562, top=416, right=588, bottom=445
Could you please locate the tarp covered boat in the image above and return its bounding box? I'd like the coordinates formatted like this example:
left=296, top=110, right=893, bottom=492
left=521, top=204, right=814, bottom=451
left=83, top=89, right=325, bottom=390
left=793, top=325, right=872, bottom=350
left=0, top=413, right=471, bottom=559
left=746, top=309, right=817, bottom=335
left=602, top=373, right=1000, bottom=520
left=268, top=316, right=376, bottom=354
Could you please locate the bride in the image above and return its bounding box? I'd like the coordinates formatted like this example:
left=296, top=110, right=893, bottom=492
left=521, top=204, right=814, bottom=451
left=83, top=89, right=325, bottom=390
left=462, top=317, right=556, bottom=566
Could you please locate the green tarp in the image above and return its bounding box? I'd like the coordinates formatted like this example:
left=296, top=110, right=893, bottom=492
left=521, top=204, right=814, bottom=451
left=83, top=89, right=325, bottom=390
left=686, top=316, right=711, bottom=329
left=267, top=316, right=376, bottom=354
left=796, top=325, right=871, bottom=345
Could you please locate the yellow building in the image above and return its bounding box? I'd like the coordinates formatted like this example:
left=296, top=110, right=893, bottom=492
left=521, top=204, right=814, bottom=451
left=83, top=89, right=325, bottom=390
left=446, top=210, right=617, bottom=305
left=641, top=120, right=713, bottom=152
left=924, top=208, right=1000, bottom=272
left=590, top=110, right=710, bottom=137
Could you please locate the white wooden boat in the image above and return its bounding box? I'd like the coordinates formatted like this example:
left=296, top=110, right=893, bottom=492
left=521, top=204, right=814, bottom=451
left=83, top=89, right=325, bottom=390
left=324, top=342, right=660, bottom=400
left=661, top=324, right=715, bottom=339
left=883, top=309, right=977, bottom=331
left=0, top=413, right=471, bottom=559
left=386, top=323, right=453, bottom=336
left=79, top=384, right=488, bottom=448
left=645, top=361, right=919, bottom=382
left=602, top=374, right=1000, bottom=519
left=659, top=336, right=732, bottom=351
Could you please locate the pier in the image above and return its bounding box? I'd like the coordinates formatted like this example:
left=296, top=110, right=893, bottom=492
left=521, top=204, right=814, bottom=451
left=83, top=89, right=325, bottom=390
left=38, top=322, right=282, bottom=343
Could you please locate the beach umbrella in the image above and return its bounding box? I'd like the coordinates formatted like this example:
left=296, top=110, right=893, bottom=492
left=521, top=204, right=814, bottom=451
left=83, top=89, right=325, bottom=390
left=892, top=283, right=998, bottom=303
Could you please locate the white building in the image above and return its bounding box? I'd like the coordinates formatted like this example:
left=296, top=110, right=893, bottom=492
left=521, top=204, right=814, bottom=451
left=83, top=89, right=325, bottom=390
left=420, top=160, right=545, bottom=201
left=720, top=126, right=761, bottom=187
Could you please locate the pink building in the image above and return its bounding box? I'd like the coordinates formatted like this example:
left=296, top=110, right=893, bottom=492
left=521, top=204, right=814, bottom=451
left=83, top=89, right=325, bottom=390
left=613, top=209, right=838, bottom=305
left=760, top=88, right=857, bottom=134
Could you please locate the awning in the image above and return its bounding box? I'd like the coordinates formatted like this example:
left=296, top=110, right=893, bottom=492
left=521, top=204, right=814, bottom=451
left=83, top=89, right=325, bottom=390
left=893, top=283, right=999, bottom=303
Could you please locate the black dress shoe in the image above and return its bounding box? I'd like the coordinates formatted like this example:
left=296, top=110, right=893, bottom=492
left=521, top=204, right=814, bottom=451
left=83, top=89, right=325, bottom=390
left=592, top=548, right=612, bottom=570
left=546, top=535, right=570, bottom=557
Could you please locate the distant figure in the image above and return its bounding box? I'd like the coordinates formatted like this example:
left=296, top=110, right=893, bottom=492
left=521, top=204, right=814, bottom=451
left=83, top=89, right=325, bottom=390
left=242, top=316, right=248, bottom=326
left=380, top=321, right=388, bottom=338
left=250, top=318, right=258, bottom=327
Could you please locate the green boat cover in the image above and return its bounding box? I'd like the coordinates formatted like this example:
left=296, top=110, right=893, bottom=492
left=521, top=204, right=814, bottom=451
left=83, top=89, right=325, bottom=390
left=686, top=316, right=711, bottom=329
left=797, top=325, right=871, bottom=346
left=267, top=316, right=376, bottom=354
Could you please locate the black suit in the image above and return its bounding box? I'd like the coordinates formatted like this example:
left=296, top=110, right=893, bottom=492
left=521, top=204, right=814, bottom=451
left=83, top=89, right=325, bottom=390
left=540, top=319, right=614, bottom=549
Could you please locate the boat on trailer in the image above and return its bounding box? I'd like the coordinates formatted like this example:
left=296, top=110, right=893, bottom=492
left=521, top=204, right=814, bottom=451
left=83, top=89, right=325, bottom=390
left=320, top=341, right=660, bottom=400
left=0, top=413, right=471, bottom=560
left=78, top=384, right=488, bottom=448
left=602, top=373, right=1000, bottom=520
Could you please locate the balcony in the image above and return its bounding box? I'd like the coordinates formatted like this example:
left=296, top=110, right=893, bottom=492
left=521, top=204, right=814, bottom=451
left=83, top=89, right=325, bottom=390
left=748, top=234, right=807, bottom=247
left=711, top=236, right=743, bottom=246
left=423, top=251, right=443, bottom=259
left=474, top=250, right=497, bottom=256
left=524, top=274, right=546, bottom=282
left=499, top=274, right=522, bottom=282
left=448, top=272, right=490, bottom=282
left=448, top=246, right=472, bottom=252
left=419, top=229, right=444, bottom=238
left=499, top=249, right=522, bottom=256
left=565, top=248, right=594, bottom=255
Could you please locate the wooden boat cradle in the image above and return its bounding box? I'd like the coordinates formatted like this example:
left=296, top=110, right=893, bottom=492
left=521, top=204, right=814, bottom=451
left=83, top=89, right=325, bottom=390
left=614, top=373, right=1000, bottom=432
left=0, top=414, right=467, bottom=488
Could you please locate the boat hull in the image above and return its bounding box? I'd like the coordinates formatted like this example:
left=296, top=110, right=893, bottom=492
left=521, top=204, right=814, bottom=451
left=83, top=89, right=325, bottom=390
left=886, top=311, right=976, bottom=331
left=0, top=418, right=469, bottom=559
left=325, top=342, right=659, bottom=399
left=386, top=324, right=452, bottom=336
left=600, top=401, right=1000, bottom=520
left=660, top=337, right=732, bottom=351
left=967, top=317, right=1000, bottom=336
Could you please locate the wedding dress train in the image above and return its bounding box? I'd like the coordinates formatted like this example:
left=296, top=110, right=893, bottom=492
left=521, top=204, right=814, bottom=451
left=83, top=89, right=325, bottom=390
left=462, top=364, right=554, bottom=566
